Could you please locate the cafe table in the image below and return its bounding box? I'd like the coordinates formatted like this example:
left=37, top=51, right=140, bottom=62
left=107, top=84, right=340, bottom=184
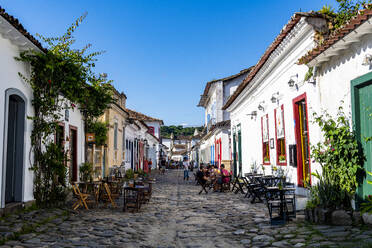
left=266, top=186, right=295, bottom=219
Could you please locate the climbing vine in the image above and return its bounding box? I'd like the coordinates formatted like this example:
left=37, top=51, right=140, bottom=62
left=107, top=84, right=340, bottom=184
left=16, top=14, right=113, bottom=207
left=314, top=0, right=372, bottom=44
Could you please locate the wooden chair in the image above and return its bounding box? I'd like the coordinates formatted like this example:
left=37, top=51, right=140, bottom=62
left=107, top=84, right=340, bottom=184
left=72, top=183, right=94, bottom=210
left=102, top=183, right=118, bottom=208
left=123, top=187, right=142, bottom=212
left=221, top=175, right=231, bottom=192
left=231, top=177, right=245, bottom=194
left=196, top=177, right=212, bottom=194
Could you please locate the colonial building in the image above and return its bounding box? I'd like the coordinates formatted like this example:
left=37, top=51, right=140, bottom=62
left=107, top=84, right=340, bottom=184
left=169, top=135, right=189, bottom=161
left=197, top=67, right=252, bottom=170
left=90, top=90, right=129, bottom=178
left=125, top=109, right=163, bottom=170
left=223, top=12, right=330, bottom=193
left=0, top=7, right=86, bottom=212
left=298, top=9, right=372, bottom=201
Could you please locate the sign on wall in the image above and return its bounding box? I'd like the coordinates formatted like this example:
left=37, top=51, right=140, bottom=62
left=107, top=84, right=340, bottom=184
left=262, top=115, right=269, bottom=142
left=276, top=107, right=285, bottom=139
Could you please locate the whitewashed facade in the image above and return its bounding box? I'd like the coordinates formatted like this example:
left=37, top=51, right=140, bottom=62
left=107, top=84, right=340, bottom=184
left=302, top=12, right=372, bottom=200
left=0, top=12, right=85, bottom=210
left=224, top=14, right=330, bottom=191
left=198, top=68, right=251, bottom=170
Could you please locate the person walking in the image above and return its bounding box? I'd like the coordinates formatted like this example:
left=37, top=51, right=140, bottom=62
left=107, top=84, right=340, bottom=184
left=183, top=157, right=190, bottom=181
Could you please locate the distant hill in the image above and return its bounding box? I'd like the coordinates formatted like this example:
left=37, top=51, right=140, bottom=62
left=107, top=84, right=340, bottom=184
left=161, top=125, right=203, bottom=139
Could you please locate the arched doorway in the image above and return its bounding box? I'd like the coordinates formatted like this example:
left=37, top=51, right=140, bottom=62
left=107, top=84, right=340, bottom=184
left=5, top=94, right=26, bottom=204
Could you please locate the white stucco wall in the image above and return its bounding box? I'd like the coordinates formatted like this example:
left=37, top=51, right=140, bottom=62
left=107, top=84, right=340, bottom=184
left=228, top=19, right=324, bottom=187
left=316, top=33, right=372, bottom=118
left=0, top=33, right=85, bottom=208
left=0, top=34, right=35, bottom=207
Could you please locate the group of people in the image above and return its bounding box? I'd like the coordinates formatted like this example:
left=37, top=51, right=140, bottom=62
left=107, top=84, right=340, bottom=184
left=194, top=163, right=231, bottom=191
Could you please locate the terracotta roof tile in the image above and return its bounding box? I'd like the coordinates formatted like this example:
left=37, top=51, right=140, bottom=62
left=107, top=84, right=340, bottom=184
left=298, top=9, right=372, bottom=65
left=125, top=108, right=164, bottom=125
left=0, top=6, right=46, bottom=52
left=222, top=13, right=307, bottom=110
left=198, top=67, right=254, bottom=107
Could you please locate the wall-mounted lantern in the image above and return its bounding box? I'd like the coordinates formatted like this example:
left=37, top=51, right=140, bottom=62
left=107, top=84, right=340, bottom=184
left=271, top=92, right=280, bottom=104
left=288, top=74, right=298, bottom=88
left=258, top=101, right=266, bottom=111
left=246, top=111, right=257, bottom=119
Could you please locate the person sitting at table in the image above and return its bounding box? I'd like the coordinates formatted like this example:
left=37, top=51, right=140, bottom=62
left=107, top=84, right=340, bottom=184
left=196, top=165, right=207, bottom=185
left=214, top=164, right=230, bottom=191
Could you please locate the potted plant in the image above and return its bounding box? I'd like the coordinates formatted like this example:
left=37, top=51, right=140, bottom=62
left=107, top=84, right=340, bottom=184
left=79, top=162, right=93, bottom=182
left=361, top=195, right=372, bottom=224
left=263, top=157, right=270, bottom=163
left=125, top=169, right=134, bottom=180
left=279, top=155, right=286, bottom=162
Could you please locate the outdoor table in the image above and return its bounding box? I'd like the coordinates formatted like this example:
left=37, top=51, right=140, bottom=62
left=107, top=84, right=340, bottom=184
left=123, top=185, right=146, bottom=212
left=266, top=186, right=295, bottom=220
left=77, top=182, right=101, bottom=205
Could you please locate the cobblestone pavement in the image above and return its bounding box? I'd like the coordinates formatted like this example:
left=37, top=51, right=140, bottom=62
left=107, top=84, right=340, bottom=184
left=1, top=170, right=372, bottom=247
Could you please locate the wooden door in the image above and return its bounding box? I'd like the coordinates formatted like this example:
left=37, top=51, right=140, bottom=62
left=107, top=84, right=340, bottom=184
left=232, top=133, right=237, bottom=177
left=5, top=95, right=25, bottom=203
left=293, top=94, right=311, bottom=187
left=352, top=73, right=372, bottom=200
left=69, top=126, right=78, bottom=182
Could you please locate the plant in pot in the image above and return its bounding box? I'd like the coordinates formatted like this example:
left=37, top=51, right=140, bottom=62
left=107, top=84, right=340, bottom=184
left=361, top=195, right=372, bottom=224
left=279, top=154, right=286, bottom=162
left=79, top=162, right=93, bottom=182
left=125, top=169, right=134, bottom=180
left=307, top=107, right=365, bottom=224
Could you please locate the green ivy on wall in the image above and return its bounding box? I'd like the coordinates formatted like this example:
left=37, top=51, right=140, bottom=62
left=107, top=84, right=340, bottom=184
left=16, top=14, right=113, bottom=207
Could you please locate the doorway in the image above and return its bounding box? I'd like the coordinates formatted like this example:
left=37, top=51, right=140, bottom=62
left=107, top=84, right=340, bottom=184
left=351, top=72, right=372, bottom=200
left=232, top=132, right=237, bottom=177
left=293, top=93, right=311, bottom=187
left=69, top=126, right=78, bottom=182
left=5, top=94, right=25, bottom=204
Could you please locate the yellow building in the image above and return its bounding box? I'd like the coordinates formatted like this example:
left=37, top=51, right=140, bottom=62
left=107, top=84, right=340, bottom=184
left=87, top=89, right=129, bottom=178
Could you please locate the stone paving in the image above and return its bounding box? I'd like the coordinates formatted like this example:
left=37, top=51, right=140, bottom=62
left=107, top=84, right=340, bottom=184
left=1, top=170, right=372, bottom=247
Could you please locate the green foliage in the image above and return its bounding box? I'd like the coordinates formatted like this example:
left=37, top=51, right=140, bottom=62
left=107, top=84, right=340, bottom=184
left=161, top=125, right=203, bottom=138
left=307, top=173, right=351, bottom=209
left=311, top=106, right=364, bottom=197
left=304, top=67, right=314, bottom=82
left=79, top=162, right=93, bottom=182
left=86, top=121, right=108, bottom=146
left=361, top=195, right=372, bottom=213
left=279, top=155, right=286, bottom=162
left=125, top=169, right=134, bottom=179
left=16, top=14, right=113, bottom=207
left=32, top=143, right=68, bottom=206
left=320, top=0, right=371, bottom=31
left=137, top=169, right=145, bottom=177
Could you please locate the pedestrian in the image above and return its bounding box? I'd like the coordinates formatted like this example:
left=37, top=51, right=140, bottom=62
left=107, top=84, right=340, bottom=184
left=183, top=157, right=190, bottom=181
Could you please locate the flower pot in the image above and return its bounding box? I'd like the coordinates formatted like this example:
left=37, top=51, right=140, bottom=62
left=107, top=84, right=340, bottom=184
left=362, top=212, right=372, bottom=225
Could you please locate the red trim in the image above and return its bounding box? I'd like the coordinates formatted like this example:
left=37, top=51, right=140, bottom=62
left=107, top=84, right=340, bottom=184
left=261, top=114, right=270, bottom=165
left=219, top=138, right=222, bottom=167
left=274, top=105, right=287, bottom=166
left=292, top=93, right=311, bottom=187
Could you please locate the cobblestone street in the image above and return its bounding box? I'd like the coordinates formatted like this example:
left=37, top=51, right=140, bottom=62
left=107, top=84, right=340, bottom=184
left=1, top=170, right=372, bottom=247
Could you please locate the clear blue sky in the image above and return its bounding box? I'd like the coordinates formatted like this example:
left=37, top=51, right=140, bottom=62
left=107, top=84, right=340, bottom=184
left=2, top=0, right=337, bottom=126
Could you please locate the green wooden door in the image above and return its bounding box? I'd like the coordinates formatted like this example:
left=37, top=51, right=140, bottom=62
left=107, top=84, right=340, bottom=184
left=351, top=72, right=372, bottom=201
left=233, top=133, right=237, bottom=177
left=238, top=130, right=242, bottom=177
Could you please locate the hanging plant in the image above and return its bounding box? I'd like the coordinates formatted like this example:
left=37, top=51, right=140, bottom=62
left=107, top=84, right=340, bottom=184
left=86, top=120, right=109, bottom=146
